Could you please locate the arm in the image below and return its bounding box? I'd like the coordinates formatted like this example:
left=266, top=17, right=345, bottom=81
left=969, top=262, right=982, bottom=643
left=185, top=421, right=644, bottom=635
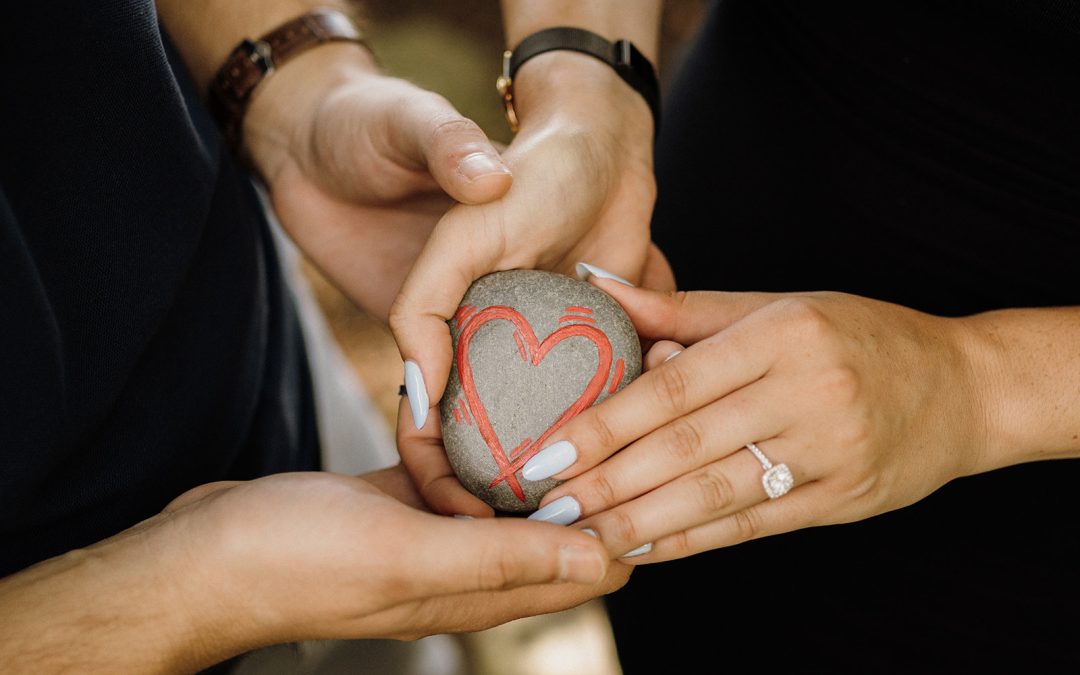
left=156, top=0, right=515, bottom=321
left=0, top=464, right=626, bottom=672
left=392, top=0, right=667, bottom=516
left=517, top=276, right=1080, bottom=561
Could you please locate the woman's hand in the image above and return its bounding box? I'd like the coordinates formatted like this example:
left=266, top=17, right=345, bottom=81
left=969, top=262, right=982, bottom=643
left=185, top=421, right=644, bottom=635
left=523, top=275, right=997, bottom=562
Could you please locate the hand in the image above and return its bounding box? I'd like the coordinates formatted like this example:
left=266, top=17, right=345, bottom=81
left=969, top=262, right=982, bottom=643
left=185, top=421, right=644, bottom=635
left=244, top=43, right=514, bottom=321
left=13, top=464, right=628, bottom=673
left=522, top=279, right=992, bottom=562
left=389, top=53, right=659, bottom=505
left=397, top=249, right=675, bottom=517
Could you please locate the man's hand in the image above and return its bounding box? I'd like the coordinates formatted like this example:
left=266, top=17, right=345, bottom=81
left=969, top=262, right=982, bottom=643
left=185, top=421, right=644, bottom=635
left=0, top=465, right=629, bottom=673
left=245, top=43, right=514, bottom=321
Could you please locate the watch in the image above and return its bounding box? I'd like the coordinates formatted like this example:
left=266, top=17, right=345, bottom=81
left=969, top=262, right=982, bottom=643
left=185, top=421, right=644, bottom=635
left=496, top=26, right=661, bottom=135
left=208, top=8, right=367, bottom=154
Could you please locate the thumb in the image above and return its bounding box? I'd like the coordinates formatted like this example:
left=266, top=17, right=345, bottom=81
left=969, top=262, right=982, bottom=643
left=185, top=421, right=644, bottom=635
left=407, top=517, right=610, bottom=596
left=398, top=92, right=512, bottom=205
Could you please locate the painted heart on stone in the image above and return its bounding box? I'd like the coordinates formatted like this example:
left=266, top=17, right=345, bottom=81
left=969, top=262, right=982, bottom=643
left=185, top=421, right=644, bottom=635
left=441, top=270, right=641, bottom=512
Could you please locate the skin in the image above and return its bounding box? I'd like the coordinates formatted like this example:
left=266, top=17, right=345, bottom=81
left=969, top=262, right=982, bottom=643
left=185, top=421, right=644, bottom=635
left=1, top=0, right=655, bottom=670
left=523, top=279, right=1080, bottom=562
left=394, top=0, right=670, bottom=515
left=388, top=0, right=666, bottom=437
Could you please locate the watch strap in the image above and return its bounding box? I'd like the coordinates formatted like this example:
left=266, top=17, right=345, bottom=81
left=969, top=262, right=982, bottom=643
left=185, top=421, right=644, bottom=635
left=496, top=26, right=660, bottom=136
left=209, top=9, right=366, bottom=154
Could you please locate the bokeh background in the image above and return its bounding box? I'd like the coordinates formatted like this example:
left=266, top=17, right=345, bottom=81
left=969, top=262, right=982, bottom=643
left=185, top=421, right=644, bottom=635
left=301, top=2, right=711, bottom=673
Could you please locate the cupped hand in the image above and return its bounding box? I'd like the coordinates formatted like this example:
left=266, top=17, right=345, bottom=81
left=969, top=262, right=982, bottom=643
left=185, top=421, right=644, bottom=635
left=243, top=43, right=514, bottom=321
left=389, top=53, right=660, bottom=511
left=396, top=246, right=674, bottom=518
left=151, top=461, right=628, bottom=668
left=521, top=278, right=993, bottom=562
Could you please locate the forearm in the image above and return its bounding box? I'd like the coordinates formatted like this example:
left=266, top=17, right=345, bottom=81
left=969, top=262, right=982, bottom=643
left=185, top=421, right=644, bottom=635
left=959, top=306, right=1080, bottom=472
left=0, top=518, right=243, bottom=673
left=154, top=0, right=354, bottom=93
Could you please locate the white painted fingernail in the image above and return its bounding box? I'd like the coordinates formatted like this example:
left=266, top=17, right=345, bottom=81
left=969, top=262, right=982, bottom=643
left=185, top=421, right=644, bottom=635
left=621, top=542, right=653, bottom=558
left=522, top=440, right=577, bottom=481
left=457, top=151, right=511, bottom=182
left=528, top=495, right=581, bottom=526
left=663, top=350, right=683, bottom=363
left=575, top=262, right=633, bottom=286
left=580, top=528, right=599, bottom=539
left=452, top=514, right=474, bottom=520
left=403, top=360, right=429, bottom=430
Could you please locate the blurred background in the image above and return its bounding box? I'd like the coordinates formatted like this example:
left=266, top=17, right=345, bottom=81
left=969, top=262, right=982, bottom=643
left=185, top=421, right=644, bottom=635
left=288, top=2, right=710, bottom=673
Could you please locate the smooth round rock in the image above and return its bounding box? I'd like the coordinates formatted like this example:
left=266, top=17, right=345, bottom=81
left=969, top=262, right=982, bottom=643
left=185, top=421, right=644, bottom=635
left=441, top=269, right=641, bottom=513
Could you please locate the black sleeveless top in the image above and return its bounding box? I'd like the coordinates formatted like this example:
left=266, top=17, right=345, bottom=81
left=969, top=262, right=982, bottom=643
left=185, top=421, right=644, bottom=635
left=607, top=1, right=1080, bottom=671
left=0, top=2, right=319, bottom=576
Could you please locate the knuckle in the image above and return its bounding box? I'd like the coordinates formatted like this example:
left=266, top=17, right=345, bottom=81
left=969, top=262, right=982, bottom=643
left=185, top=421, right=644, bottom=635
left=775, top=297, right=830, bottom=340
left=667, top=530, right=693, bottom=558
left=475, top=547, right=518, bottom=590
left=664, top=418, right=708, bottom=467
left=820, top=365, right=861, bottom=407
left=731, top=506, right=763, bottom=544
left=429, top=114, right=483, bottom=147
left=587, top=408, right=620, bottom=454
left=651, top=362, right=690, bottom=413
left=604, top=509, right=639, bottom=549
left=695, top=467, right=736, bottom=515
left=582, top=470, right=620, bottom=509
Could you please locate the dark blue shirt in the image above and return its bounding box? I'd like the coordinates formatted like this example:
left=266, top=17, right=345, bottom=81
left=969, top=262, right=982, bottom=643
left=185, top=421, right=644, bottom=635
left=0, top=1, right=319, bottom=576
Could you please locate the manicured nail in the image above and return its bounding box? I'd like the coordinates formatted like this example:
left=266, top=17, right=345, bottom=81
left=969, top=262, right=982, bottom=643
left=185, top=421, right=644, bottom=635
left=621, top=542, right=653, bottom=558
left=522, top=440, right=577, bottom=481
left=452, top=514, right=474, bottom=520
left=457, top=151, right=511, bottom=183
left=580, top=528, right=599, bottom=539
left=403, top=360, right=429, bottom=430
left=558, top=545, right=606, bottom=584
left=528, top=495, right=581, bottom=526
left=575, top=262, right=633, bottom=286
left=663, top=350, right=683, bottom=363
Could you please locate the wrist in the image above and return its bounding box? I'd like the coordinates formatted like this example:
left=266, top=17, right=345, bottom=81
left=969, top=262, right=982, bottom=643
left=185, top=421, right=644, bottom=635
left=510, top=51, right=654, bottom=141
left=243, top=41, right=379, bottom=182
left=951, top=312, right=1023, bottom=474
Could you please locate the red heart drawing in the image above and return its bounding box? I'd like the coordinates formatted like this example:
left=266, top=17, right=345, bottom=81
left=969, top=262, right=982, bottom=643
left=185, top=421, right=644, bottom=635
left=455, top=305, right=615, bottom=502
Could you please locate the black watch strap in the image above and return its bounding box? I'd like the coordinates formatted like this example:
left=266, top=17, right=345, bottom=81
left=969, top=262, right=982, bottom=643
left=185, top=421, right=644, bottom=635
left=496, top=26, right=660, bottom=136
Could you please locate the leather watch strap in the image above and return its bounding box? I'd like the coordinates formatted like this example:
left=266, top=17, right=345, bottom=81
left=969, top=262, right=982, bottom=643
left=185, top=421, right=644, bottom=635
left=496, top=26, right=660, bottom=135
left=209, top=8, right=366, bottom=154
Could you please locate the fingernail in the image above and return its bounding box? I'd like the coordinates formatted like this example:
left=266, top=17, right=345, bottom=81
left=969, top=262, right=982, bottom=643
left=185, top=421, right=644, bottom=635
left=403, top=360, right=429, bottom=430
left=575, top=262, right=633, bottom=286
left=528, top=495, right=581, bottom=526
left=522, top=440, right=577, bottom=481
left=621, top=542, right=653, bottom=558
left=452, top=514, right=474, bottom=520
left=580, top=528, right=599, bottom=539
left=457, top=151, right=511, bottom=182
left=663, top=350, right=683, bottom=363
left=558, top=545, right=606, bottom=584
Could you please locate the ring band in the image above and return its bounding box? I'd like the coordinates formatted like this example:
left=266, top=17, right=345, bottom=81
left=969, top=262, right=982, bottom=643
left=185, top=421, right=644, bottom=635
left=745, top=442, right=794, bottom=499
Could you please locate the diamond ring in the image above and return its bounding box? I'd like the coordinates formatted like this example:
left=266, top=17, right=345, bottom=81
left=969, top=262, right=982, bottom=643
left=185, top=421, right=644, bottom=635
left=744, top=442, right=794, bottom=499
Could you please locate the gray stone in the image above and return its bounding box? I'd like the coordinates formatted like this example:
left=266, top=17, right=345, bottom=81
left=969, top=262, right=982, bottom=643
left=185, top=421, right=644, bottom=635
left=441, top=269, right=641, bottom=513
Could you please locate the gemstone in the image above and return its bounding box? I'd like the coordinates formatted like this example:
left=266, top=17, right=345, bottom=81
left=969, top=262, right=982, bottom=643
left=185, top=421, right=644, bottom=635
left=762, top=463, right=794, bottom=499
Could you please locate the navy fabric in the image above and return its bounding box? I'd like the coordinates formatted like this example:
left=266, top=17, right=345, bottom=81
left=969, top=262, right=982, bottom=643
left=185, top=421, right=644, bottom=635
left=606, top=0, right=1080, bottom=671
left=0, top=2, right=319, bottom=576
